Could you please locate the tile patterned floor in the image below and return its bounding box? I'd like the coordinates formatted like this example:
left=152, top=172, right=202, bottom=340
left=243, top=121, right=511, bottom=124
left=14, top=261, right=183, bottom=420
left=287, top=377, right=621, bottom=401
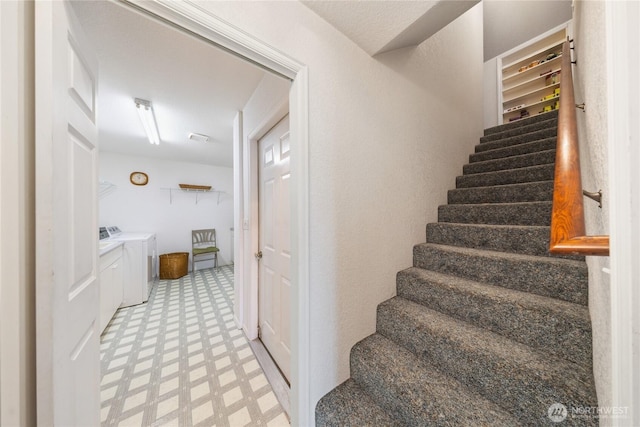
left=100, top=266, right=289, bottom=427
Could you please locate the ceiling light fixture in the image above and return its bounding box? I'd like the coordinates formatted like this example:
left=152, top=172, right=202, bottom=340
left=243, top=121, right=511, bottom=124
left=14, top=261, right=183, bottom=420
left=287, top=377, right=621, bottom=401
left=134, top=98, right=160, bottom=145
left=188, top=132, right=210, bottom=143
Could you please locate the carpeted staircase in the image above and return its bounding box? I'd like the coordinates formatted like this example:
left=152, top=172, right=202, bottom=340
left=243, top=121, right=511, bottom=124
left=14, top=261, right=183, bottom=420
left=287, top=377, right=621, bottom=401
left=315, top=110, right=598, bottom=426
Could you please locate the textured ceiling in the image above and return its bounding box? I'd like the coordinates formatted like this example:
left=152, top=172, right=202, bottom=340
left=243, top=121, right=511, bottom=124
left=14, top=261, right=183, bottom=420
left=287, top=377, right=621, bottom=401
left=303, top=0, right=480, bottom=56
left=71, top=0, right=268, bottom=167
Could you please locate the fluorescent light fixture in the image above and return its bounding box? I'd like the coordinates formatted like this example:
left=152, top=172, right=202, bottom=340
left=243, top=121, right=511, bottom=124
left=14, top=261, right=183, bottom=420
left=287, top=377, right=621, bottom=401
left=188, top=132, right=210, bottom=143
left=134, top=98, right=160, bottom=145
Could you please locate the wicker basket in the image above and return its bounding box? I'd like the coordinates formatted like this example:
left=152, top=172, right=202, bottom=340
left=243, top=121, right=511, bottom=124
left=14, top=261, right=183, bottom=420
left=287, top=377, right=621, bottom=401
left=159, top=252, right=189, bottom=280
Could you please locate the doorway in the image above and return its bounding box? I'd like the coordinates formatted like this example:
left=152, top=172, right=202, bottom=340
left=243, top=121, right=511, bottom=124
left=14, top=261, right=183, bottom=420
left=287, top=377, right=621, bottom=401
left=35, top=0, right=310, bottom=425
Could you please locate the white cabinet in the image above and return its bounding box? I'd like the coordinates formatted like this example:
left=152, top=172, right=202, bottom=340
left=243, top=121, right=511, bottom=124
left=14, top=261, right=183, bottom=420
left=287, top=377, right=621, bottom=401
left=99, top=244, right=123, bottom=334
left=498, top=24, right=569, bottom=124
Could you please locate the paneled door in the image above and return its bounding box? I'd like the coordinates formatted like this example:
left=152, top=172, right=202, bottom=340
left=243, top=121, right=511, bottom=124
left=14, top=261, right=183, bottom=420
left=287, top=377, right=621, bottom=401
left=258, top=115, right=291, bottom=381
left=35, top=1, right=100, bottom=424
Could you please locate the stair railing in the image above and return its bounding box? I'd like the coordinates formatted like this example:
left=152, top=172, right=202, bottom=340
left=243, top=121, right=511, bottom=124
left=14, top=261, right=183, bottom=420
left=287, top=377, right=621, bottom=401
left=549, top=39, right=610, bottom=256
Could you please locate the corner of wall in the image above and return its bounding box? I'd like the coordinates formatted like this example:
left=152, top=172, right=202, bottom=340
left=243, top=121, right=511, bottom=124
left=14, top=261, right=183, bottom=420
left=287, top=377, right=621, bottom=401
left=483, top=57, right=499, bottom=129
left=572, top=0, right=613, bottom=417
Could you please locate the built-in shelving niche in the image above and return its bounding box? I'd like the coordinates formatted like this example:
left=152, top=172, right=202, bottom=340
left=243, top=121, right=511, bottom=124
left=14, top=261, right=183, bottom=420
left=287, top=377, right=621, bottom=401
left=497, top=23, right=570, bottom=124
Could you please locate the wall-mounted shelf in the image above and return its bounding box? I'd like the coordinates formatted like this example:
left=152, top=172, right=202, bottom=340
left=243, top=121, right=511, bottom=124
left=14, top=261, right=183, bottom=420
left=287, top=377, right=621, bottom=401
left=498, top=23, right=569, bottom=124
left=99, top=180, right=117, bottom=199
left=161, top=187, right=227, bottom=205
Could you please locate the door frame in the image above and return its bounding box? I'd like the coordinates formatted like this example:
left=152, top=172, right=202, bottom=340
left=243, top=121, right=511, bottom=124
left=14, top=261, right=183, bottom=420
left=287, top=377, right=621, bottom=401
left=606, top=0, right=640, bottom=424
left=245, top=101, right=289, bottom=345
left=254, top=111, right=291, bottom=379
left=121, top=1, right=310, bottom=424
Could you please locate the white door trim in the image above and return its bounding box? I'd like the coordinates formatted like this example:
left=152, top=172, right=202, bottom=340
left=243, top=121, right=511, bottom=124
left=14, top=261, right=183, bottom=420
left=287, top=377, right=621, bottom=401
left=245, top=99, right=289, bottom=343
left=233, top=111, right=244, bottom=329
left=256, top=114, right=291, bottom=380
left=606, top=0, right=640, bottom=425
left=123, top=1, right=310, bottom=424
left=0, top=2, right=36, bottom=425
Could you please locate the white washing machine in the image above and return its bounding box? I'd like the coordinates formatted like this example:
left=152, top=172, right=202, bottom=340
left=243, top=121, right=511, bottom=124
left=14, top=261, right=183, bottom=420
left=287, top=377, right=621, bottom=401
left=101, top=226, right=158, bottom=307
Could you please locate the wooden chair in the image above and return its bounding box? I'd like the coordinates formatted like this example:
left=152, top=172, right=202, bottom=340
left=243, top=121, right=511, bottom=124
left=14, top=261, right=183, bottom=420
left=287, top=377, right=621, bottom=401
left=191, top=229, right=219, bottom=272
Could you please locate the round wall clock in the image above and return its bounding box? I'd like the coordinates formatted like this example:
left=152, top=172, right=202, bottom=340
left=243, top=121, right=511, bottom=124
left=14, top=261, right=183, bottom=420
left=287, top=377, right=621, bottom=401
left=130, top=171, right=149, bottom=186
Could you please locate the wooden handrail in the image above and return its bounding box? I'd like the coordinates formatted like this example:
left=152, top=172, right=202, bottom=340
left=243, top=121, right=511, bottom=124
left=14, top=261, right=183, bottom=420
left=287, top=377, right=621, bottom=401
left=549, top=39, right=609, bottom=256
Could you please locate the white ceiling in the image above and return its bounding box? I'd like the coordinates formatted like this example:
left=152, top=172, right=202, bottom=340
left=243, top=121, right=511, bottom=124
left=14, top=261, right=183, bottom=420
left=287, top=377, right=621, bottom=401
left=302, top=0, right=479, bottom=56
left=71, top=0, right=269, bottom=168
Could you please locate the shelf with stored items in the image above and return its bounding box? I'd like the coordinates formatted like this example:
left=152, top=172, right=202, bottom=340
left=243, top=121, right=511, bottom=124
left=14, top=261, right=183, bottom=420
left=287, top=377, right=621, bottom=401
left=502, top=44, right=564, bottom=79
left=503, top=97, right=560, bottom=123
left=502, top=56, right=562, bottom=91
left=503, top=82, right=560, bottom=107
left=503, top=70, right=561, bottom=102
left=498, top=23, right=569, bottom=124
left=161, top=187, right=227, bottom=205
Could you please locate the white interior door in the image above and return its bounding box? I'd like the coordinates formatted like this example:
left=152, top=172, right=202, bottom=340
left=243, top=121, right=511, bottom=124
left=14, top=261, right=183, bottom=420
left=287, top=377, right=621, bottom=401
left=35, top=1, right=100, bottom=424
left=258, top=115, right=291, bottom=381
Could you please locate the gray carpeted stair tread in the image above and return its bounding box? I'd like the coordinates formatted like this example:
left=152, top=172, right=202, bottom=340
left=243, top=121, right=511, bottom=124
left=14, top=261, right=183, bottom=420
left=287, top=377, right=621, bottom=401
left=413, top=243, right=588, bottom=305
left=476, top=127, right=557, bottom=153
left=426, top=221, right=582, bottom=261
left=426, top=222, right=550, bottom=257
left=476, top=130, right=558, bottom=157
left=376, top=297, right=597, bottom=426
left=484, top=110, right=558, bottom=136
left=315, top=379, right=401, bottom=427
left=470, top=137, right=557, bottom=163
left=463, top=149, right=556, bottom=175
left=474, top=127, right=558, bottom=153
left=438, top=201, right=552, bottom=226
left=350, top=334, right=520, bottom=426
left=456, top=164, right=555, bottom=188
left=448, top=180, right=553, bottom=204
left=396, top=267, right=591, bottom=364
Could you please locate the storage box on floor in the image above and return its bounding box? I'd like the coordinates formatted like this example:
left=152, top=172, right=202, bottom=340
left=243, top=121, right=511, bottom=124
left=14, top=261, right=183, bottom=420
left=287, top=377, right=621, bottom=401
left=159, top=252, right=189, bottom=279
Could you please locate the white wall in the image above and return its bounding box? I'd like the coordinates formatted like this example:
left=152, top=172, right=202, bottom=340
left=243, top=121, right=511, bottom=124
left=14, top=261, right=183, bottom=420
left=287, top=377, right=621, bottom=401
left=0, top=1, right=36, bottom=425
left=572, top=0, right=612, bottom=422
left=194, top=1, right=484, bottom=422
left=99, top=152, right=234, bottom=269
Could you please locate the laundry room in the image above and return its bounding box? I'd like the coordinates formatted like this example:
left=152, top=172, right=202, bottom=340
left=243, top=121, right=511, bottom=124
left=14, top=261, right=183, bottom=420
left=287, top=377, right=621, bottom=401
left=98, top=152, right=234, bottom=271
left=73, top=1, right=293, bottom=424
